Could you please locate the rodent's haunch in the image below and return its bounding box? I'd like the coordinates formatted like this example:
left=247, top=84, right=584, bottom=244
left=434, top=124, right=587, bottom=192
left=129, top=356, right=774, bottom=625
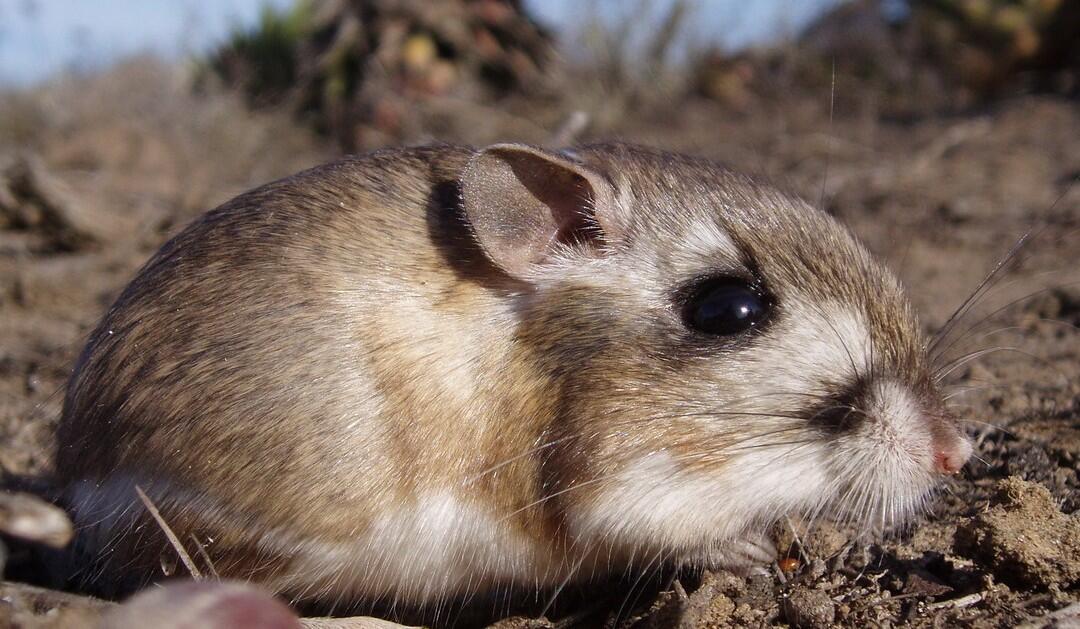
left=55, top=143, right=971, bottom=608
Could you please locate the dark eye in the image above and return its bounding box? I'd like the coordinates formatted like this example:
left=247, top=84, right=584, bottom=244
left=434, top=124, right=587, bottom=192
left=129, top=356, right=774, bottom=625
left=684, top=279, right=770, bottom=336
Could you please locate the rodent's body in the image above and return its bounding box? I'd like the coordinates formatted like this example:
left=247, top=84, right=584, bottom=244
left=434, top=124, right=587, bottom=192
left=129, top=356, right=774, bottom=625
left=57, top=143, right=970, bottom=608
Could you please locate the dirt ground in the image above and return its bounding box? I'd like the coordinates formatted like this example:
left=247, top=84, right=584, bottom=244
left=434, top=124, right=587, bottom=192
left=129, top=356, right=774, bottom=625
left=0, top=59, right=1077, bottom=627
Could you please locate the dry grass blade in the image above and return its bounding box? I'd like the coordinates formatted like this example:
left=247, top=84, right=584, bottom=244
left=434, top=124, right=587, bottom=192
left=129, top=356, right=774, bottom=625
left=924, top=591, right=985, bottom=611
left=134, top=484, right=203, bottom=580
left=189, top=533, right=221, bottom=580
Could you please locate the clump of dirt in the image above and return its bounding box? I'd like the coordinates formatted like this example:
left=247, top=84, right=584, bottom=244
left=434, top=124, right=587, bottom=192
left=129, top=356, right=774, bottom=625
left=955, top=477, right=1080, bottom=590
left=780, top=588, right=836, bottom=628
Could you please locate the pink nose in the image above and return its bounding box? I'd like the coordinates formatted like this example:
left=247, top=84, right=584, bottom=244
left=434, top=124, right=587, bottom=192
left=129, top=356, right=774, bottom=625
left=933, top=436, right=972, bottom=474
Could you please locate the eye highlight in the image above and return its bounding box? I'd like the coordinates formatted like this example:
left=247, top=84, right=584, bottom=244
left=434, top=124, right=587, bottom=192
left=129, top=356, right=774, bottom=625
left=683, top=278, right=771, bottom=336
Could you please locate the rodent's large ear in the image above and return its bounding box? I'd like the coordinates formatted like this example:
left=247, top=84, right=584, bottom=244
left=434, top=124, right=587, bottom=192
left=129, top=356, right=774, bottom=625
left=460, top=143, right=618, bottom=279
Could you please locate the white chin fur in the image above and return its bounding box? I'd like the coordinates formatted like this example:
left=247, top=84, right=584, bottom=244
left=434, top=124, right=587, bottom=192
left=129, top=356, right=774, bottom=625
left=567, top=447, right=833, bottom=568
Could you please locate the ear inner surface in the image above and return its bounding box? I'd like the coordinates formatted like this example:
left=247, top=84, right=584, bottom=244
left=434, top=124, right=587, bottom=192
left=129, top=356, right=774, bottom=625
left=460, top=144, right=613, bottom=278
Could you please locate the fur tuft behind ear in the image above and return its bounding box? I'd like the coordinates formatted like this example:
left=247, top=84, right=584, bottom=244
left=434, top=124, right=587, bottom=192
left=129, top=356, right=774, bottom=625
left=460, top=144, right=616, bottom=279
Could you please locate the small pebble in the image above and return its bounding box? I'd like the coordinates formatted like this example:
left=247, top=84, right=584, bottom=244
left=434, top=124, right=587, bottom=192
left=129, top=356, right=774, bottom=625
left=807, top=558, right=827, bottom=581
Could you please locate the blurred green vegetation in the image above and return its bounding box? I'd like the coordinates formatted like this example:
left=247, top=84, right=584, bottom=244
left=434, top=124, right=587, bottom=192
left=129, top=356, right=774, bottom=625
left=915, top=0, right=1079, bottom=93
left=208, top=0, right=314, bottom=105
left=203, top=0, right=1078, bottom=149
left=202, top=0, right=555, bottom=150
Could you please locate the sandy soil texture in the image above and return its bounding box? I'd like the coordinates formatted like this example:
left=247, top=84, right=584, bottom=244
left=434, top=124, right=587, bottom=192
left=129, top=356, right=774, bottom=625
left=0, top=61, right=1077, bottom=627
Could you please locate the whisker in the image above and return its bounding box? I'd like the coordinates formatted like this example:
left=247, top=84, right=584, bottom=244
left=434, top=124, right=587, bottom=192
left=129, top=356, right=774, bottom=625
left=962, top=419, right=1016, bottom=437
left=931, top=176, right=1077, bottom=357
left=929, top=228, right=1035, bottom=354
left=931, top=279, right=1080, bottom=366
left=964, top=323, right=1051, bottom=345
left=937, top=346, right=1070, bottom=386
left=817, top=57, right=836, bottom=213
left=495, top=476, right=609, bottom=525
left=942, top=384, right=1002, bottom=401
left=463, top=435, right=574, bottom=484
left=651, top=409, right=817, bottom=422
left=820, top=299, right=862, bottom=377
left=539, top=554, right=585, bottom=619
left=612, top=550, right=665, bottom=628
left=934, top=345, right=1019, bottom=381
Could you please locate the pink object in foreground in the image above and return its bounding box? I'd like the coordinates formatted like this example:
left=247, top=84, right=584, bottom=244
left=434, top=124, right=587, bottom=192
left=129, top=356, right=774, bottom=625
left=103, top=580, right=301, bottom=629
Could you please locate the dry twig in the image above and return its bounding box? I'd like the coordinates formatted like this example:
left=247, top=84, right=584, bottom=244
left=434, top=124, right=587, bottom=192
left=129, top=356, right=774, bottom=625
left=134, top=485, right=203, bottom=580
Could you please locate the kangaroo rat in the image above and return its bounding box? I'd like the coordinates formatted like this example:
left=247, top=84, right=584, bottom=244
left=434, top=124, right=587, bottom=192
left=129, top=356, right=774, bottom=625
left=55, top=143, right=971, bottom=609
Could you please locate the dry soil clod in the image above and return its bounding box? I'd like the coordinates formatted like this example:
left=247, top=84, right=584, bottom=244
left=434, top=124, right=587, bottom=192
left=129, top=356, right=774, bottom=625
left=954, top=476, right=1080, bottom=591
left=781, top=587, right=836, bottom=629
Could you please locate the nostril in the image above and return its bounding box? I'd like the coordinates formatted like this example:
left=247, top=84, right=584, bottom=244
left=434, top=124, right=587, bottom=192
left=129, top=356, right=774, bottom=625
left=934, top=451, right=958, bottom=474
left=933, top=437, right=972, bottom=474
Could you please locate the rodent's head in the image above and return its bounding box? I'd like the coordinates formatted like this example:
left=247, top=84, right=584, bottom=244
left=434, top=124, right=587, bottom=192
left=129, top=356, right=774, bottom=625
left=460, top=143, right=971, bottom=566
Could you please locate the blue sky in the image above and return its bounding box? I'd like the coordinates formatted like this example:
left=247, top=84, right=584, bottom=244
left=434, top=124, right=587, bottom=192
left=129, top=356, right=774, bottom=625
left=0, top=0, right=841, bottom=87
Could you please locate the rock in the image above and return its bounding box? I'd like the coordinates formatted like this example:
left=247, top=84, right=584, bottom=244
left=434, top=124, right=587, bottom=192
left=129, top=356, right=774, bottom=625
left=696, top=593, right=736, bottom=626
left=700, top=570, right=746, bottom=600
left=904, top=569, right=953, bottom=598
left=680, top=572, right=738, bottom=627
left=781, top=588, right=836, bottom=629
left=806, top=522, right=849, bottom=558
left=954, top=476, right=1080, bottom=590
